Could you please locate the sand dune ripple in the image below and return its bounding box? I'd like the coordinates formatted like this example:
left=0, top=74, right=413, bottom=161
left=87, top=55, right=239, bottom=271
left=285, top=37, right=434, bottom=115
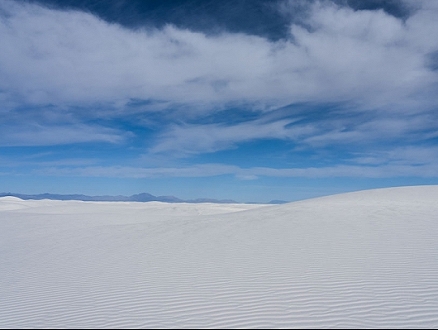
left=1, top=186, right=438, bottom=328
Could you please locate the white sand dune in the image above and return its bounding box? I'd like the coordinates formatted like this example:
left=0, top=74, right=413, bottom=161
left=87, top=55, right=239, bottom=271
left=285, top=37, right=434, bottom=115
left=1, top=186, right=438, bottom=328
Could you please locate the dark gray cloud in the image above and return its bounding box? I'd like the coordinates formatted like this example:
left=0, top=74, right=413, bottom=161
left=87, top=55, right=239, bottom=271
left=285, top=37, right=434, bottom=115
left=426, top=50, right=438, bottom=71
left=24, top=0, right=413, bottom=40
left=24, top=0, right=292, bottom=40
left=335, top=0, right=412, bottom=19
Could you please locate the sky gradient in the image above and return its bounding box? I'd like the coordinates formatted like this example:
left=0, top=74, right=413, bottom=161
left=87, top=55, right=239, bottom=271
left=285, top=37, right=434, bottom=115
left=1, top=0, right=438, bottom=202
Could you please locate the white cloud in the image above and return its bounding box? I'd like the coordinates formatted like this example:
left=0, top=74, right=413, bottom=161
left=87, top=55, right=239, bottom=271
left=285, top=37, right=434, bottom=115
left=289, top=2, right=438, bottom=108
left=352, top=146, right=438, bottom=166
left=1, top=0, right=438, bottom=154
left=36, top=160, right=438, bottom=179
left=148, top=109, right=438, bottom=156
left=0, top=123, right=126, bottom=146
left=39, top=163, right=240, bottom=178
left=150, top=118, right=315, bottom=155
left=0, top=0, right=437, bottom=111
left=302, top=113, right=438, bottom=147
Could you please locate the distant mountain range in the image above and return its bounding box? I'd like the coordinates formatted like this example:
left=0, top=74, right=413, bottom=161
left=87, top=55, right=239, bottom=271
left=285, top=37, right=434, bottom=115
left=0, top=192, right=288, bottom=204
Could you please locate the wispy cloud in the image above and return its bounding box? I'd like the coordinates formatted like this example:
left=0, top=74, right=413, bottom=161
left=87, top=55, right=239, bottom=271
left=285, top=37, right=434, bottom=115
left=36, top=160, right=438, bottom=179
left=150, top=117, right=315, bottom=155
left=0, top=123, right=127, bottom=146
left=1, top=0, right=438, bottom=198
left=147, top=107, right=438, bottom=158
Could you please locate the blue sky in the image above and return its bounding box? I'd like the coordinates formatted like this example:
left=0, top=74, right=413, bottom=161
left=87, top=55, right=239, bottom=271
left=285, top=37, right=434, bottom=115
left=1, top=0, right=438, bottom=202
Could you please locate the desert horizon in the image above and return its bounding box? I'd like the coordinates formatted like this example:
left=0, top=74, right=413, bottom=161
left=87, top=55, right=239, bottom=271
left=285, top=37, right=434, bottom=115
left=2, top=0, right=438, bottom=327
left=1, top=185, right=438, bottom=328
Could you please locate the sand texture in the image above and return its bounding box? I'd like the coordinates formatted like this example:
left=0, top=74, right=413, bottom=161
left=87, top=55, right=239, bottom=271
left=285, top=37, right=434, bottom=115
left=1, top=186, right=438, bottom=328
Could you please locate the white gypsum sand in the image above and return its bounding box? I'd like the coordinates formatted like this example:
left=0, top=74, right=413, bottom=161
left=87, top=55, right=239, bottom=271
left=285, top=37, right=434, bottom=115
left=0, top=186, right=438, bottom=328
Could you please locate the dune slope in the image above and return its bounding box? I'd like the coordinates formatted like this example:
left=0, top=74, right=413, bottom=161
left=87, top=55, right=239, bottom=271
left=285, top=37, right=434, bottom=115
left=1, top=186, right=438, bottom=328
